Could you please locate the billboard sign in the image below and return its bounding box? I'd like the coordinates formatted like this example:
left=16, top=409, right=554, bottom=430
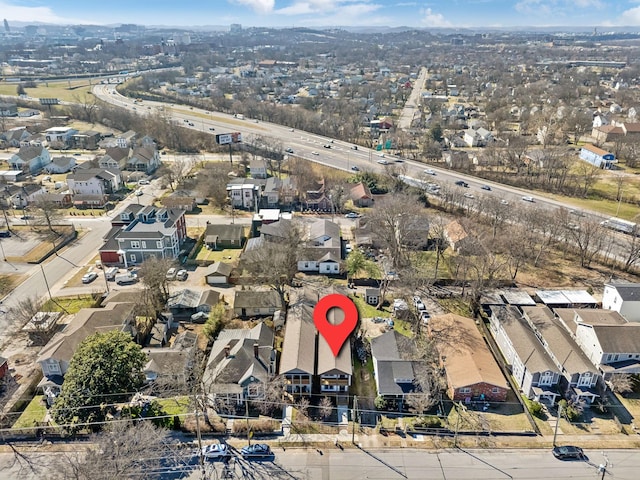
left=215, top=132, right=242, bottom=145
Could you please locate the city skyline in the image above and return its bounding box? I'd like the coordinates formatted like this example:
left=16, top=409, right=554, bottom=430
left=2, top=0, right=640, bottom=30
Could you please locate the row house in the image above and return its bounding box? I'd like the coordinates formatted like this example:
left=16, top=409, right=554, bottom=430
left=489, top=305, right=561, bottom=404
left=521, top=306, right=600, bottom=404
left=555, top=308, right=640, bottom=379
left=280, top=289, right=352, bottom=397
left=99, top=206, right=187, bottom=267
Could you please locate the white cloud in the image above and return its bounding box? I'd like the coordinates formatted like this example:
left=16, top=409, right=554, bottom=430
left=276, top=0, right=381, bottom=19
left=0, top=1, right=91, bottom=24
left=232, top=0, right=276, bottom=14
left=421, top=8, right=451, bottom=27
left=620, top=6, right=640, bottom=24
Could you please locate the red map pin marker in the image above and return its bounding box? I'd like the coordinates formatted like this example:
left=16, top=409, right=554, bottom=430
left=313, top=294, right=358, bottom=357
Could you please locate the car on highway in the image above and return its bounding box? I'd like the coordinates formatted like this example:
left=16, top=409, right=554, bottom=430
left=188, top=122, right=194, bottom=126
left=82, top=272, right=98, bottom=284
left=351, top=165, right=360, bottom=171
left=481, top=185, right=491, bottom=191
left=209, top=127, right=215, bottom=131
left=311, top=151, right=319, bottom=155
left=522, top=196, right=535, bottom=202
left=241, top=444, right=271, bottom=458
left=201, top=443, right=229, bottom=459
left=351, top=145, right=358, bottom=150
left=377, top=159, right=389, bottom=165
left=20, top=215, right=32, bottom=220
left=285, top=148, right=294, bottom=153
left=423, top=169, right=436, bottom=175
left=463, top=192, right=475, bottom=199
left=176, top=269, right=188, bottom=281
left=324, top=144, right=332, bottom=148
left=455, top=180, right=469, bottom=187
left=500, top=199, right=509, bottom=205
left=345, top=212, right=360, bottom=219
left=552, top=445, right=584, bottom=460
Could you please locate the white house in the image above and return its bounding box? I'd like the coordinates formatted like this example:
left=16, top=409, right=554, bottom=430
left=116, top=130, right=137, bottom=148
left=227, top=179, right=262, bottom=210
left=66, top=168, right=122, bottom=195
left=44, top=127, right=77, bottom=147
left=602, top=283, right=640, bottom=322
left=297, top=219, right=342, bottom=275
left=44, top=156, right=76, bottom=174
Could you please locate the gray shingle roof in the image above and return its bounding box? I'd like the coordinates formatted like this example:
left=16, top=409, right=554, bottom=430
left=609, top=283, right=640, bottom=301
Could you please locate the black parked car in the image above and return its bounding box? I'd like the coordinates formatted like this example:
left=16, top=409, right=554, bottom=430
left=552, top=445, right=584, bottom=460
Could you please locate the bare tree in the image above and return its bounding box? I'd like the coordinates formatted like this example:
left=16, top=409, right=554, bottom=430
left=621, top=223, right=640, bottom=272
left=195, top=163, right=231, bottom=209
left=318, top=396, right=333, bottom=421
left=607, top=374, right=635, bottom=394
left=138, top=257, right=176, bottom=315
left=252, top=375, right=288, bottom=416
left=54, top=420, right=181, bottom=480
left=32, top=197, right=63, bottom=234
left=564, top=216, right=609, bottom=268
left=159, top=157, right=195, bottom=192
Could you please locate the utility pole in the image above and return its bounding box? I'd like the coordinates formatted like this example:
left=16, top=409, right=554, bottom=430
left=553, top=403, right=563, bottom=446
left=598, top=452, right=611, bottom=480
left=352, top=395, right=358, bottom=444
left=193, top=392, right=205, bottom=480
left=245, top=397, right=251, bottom=446
left=454, top=403, right=461, bottom=448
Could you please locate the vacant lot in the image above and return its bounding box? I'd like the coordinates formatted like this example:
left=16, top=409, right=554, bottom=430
left=0, top=79, right=93, bottom=103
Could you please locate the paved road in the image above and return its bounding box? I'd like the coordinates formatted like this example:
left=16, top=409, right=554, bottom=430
left=398, top=67, right=427, bottom=130
left=0, top=446, right=625, bottom=480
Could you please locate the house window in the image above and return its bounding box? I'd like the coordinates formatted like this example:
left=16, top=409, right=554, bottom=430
left=539, top=371, right=554, bottom=386
left=247, top=384, right=260, bottom=398
left=130, top=254, right=136, bottom=263
left=141, top=241, right=146, bottom=249
left=157, top=241, right=163, bottom=249
left=460, top=387, right=471, bottom=394
left=304, top=262, right=309, bottom=268
left=491, top=387, right=499, bottom=393
left=606, top=354, right=613, bottom=362
left=130, top=241, right=140, bottom=248
left=47, top=360, right=61, bottom=374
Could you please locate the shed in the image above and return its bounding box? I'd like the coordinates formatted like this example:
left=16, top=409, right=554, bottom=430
left=205, top=261, right=233, bottom=285
left=365, top=288, right=381, bottom=306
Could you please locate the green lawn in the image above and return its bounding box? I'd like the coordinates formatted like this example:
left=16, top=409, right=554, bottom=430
left=350, top=295, right=390, bottom=319
left=0, top=80, right=93, bottom=103
left=157, top=396, right=191, bottom=416
left=393, top=319, right=415, bottom=338
left=195, top=246, right=243, bottom=263
left=42, top=295, right=97, bottom=314
left=12, top=396, right=47, bottom=430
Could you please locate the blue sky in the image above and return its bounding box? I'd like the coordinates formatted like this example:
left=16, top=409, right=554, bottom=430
left=3, top=1, right=640, bottom=28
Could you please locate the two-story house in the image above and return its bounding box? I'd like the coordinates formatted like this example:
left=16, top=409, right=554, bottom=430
left=116, top=130, right=137, bottom=148
left=99, top=147, right=131, bottom=171
left=98, top=206, right=187, bottom=267
left=227, top=178, right=263, bottom=211
left=489, top=305, right=561, bottom=404
left=8, top=145, right=51, bottom=174
left=44, top=156, right=76, bottom=174
left=249, top=158, right=268, bottom=179
left=521, top=306, right=601, bottom=404
left=555, top=308, right=640, bottom=379
left=44, top=127, right=78, bottom=148
left=1, top=127, right=31, bottom=147
left=297, top=219, right=342, bottom=275
left=67, top=168, right=122, bottom=208
left=280, top=302, right=316, bottom=396
left=203, top=322, right=276, bottom=406
left=36, top=302, right=137, bottom=405
left=127, top=146, right=160, bottom=173
left=6, top=183, right=46, bottom=208
left=602, top=283, right=640, bottom=322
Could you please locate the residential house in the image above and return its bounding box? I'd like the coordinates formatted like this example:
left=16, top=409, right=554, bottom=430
left=167, top=289, right=220, bottom=318
left=249, top=158, right=268, bottom=179
left=370, top=331, right=420, bottom=406
left=521, top=306, right=601, bottom=403
left=39, top=192, right=73, bottom=207
left=203, top=224, right=246, bottom=249
left=72, top=131, right=101, bottom=150
left=204, top=261, right=233, bottom=285
left=127, top=146, right=160, bottom=173
left=442, top=150, right=470, bottom=169
left=111, top=203, right=144, bottom=227
left=602, top=283, right=640, bottom=322
left=99, top=206, right=187, bottom=267
left=489, top=306, right=561, bottom=404
left=0, top=170, right=26, bottom=183
left=430, top=314, right=509, bottom=403
left=161, top=190, right=197, bottom=212
left=304, top=178, right=332, bottom=211
left=233, top=290, right=283, bottom=318
left=99, top=147, right=131, bottom=170
left=67, top=169, right=123, bottom=194
left=555, top=308, right=640, bottom=379
left=259, top=218, right=294, bottom=242
left=9, top=145, right=51, bottom=174
left=579, top=144, right=616, bottom=169
left=44, top=127, right=77, bottom=147
left=227, top=178, right=262, bottom=211
left=279, top=302, right=316, bottom=396
left=444, top=220, right=472, bottom=252
left=144, top=332, right=197, bottom=388
left=317, top=306, right=352, bottom=395
left=463, top=127, right=492, bottom=147
left=6, top=183, right=46, bottom=208
left=262, top=177, right=281, bottom=207
left=0, top=103, right=18, bottom=117
left=297, top=219, right=342, bottom=275
left=117, top=130, right=137, bottom=148
left=43, top=156, right=76, bottom=174
left=203, top=322, right=276, bottom=405
left=592, top=125, right=624, bottom=144
left=349, top=182, right=374, bottom=208
left=1, top=127, right=30, bottom=147
left=36, top=302, right=137, bottom=405
left=279, top=177, right=299, bottom=208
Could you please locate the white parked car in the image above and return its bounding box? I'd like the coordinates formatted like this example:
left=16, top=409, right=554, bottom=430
left=202, top=443, right=229, bottom=459
left=138, top=179, right=150, bottom=185
left=166, top=268, right=177, bottom=280
left=423, top=169, right=436, bottom=175
left=82, top=272, right=98, bottom=284
left=521, top=196, right=535, bottom=202
left=176, top=269, right=188, bottom=281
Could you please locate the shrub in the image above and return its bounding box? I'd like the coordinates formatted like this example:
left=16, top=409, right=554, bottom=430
left=413, top=416, right=442, bottom=429
left=528, top=400, right=544, bottom=418
left=232, top=419, right=278, bottom=434
left=374, top=396, right=387, bottom=410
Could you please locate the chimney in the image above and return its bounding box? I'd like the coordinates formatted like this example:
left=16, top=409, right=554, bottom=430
left=254, top=342, right=259, bottom=358
left=224, top=344, right=231, bottom=358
